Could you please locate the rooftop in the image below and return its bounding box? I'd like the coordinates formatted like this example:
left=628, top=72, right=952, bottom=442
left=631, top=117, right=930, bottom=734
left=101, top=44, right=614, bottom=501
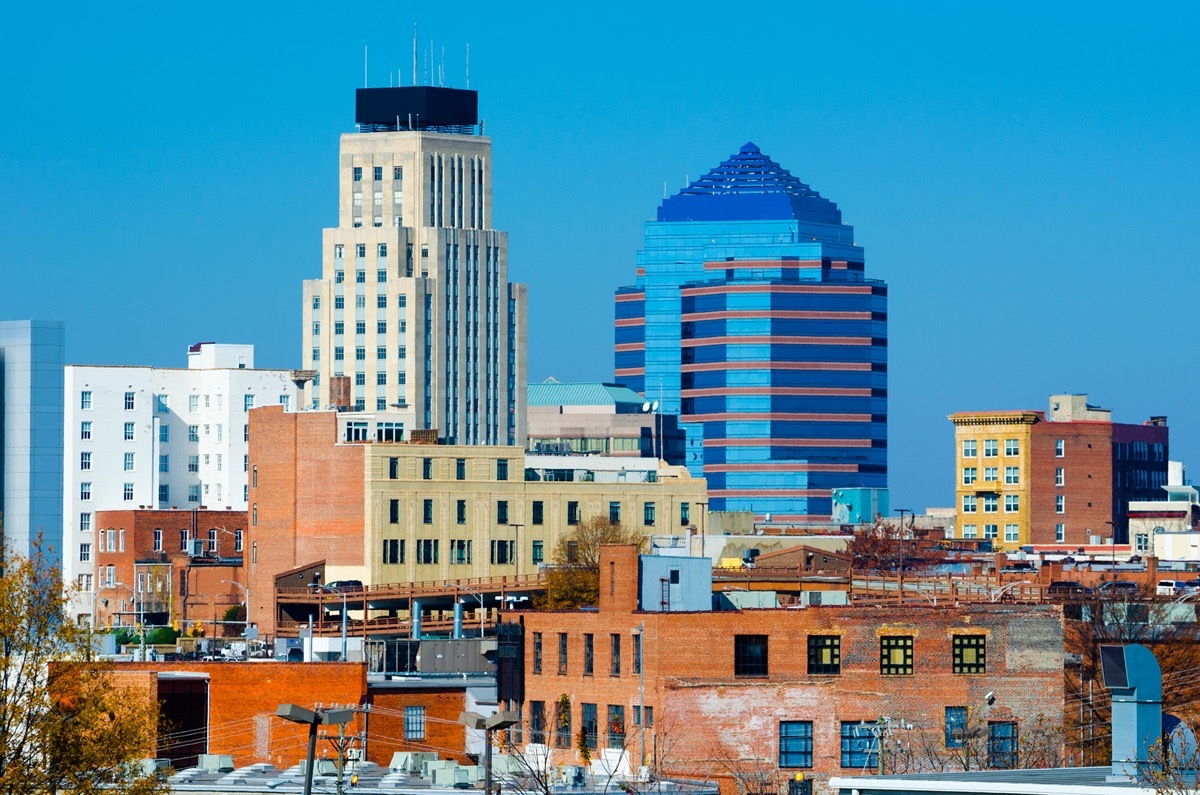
left=526, top=379, right=647, bottom=409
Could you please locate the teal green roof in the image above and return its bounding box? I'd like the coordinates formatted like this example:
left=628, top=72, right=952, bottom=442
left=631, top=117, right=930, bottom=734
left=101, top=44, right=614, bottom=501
left=527, top=380, right=646, bottom=408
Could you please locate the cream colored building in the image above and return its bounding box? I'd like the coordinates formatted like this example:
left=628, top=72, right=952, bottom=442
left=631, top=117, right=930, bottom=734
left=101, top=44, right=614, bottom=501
left=301, top=86, right=526, bottom=446
left=948, top=410, right=1038, bottom=548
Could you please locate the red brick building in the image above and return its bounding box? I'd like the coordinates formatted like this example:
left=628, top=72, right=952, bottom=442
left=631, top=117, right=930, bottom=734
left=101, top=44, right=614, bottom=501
left=515, top=546, right=1064, bottom=793
left=93, top=508, right=248, bottom=633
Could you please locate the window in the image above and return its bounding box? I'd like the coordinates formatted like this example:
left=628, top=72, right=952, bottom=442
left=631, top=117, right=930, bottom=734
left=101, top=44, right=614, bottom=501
left=945, top=707, right=968, bottom=748
left=456, top=499, right=467, bottom=524
left=388, top=458, right=399, bottom=479
left=610, top=633, right=621, bottom=676
left=983, top=439, right=998, bottom=457
left=1004, top=494, right=1019, bottom=512
left=1136, top=533, right=1150, bottom=553
left=532, top=501, right=544, bottom=525
left=982, top=523, right=997, bottom=539
left=1056, top=438, right=1065, bottom=457
left=584, top=634, right=594, bottom=675
left=609, top=501, right=621, bottom=524
left=497, top=500, right=509, bottom=525
left=532, top=540, right=544, bottom=565
left=416, top=538, right=439, bottom=564
left=124, top=422, right=135, bottom=441
left=953, top=635, right=986, bottom=674
left=456, top=458, right=466, bottom=480
left=188, top=485, right=200, bottom=503
left=188, top=455, right=199, bottom=472
left=188, top=394, right=199, bottom=413
left=984, top=466, right=998, bottom=482
left=841, top=722, right=878, bottom=769
left=1004, top=438, right=1019, bottom=456
left=497, top=459, right=508, bottom=481
left=355, top=320, right=366, bottom=335
left=780, top=721, right=814, bottom=768
left=988, top=722, right=1018, bottom=768
left=81, top=391, right=92, bottom=410
left=607, top=705, right=625, bottom=749
left=530, top=701, right=546, bottom=744
left=807, top=635, right=841, bottom=675
left=880, top=636, right=913, bottom=675
left=643, top=501, right=656, bottom=526
left=80, top=421, right=92, bottom=439
left=244, top=394, right=256, bottom=411
left=353, top=166, right=362, bottom=182
left=633, top=633, right=642, bottom=674
left=124, top=391, right=135, bottom=410
left=123, top=483, right=134, bottom=501
left=153, top=528, right=163, bottom=552
left=962, top=495, right=977, bottom=513
left=1056, top=495, right=1065, bottom=514
left=1005, top=466, right=1019, bottom=485
left=156, top=394, right=168, bottom=412
left=355, top=347, right=365, bottom=361
left=734, top=634, right=768, bottom=677
left=961, top=524, right=977, bottom=539
left=422, top=458, right=432, bottom=479
left=1056, top=523, right=1065, bottom=543
left=389, top=499, right=400, bottom=523
left=80, top=513, right=91, bottom=532
left=334, top=296, right=344, bottom=309
left=490, top=540, right=514, bottom=565
left=558, top=632, right=568, bottom=674
left=124, top=452, right=135, bottom=472
left=1056, top=467, right=1065, bottom=486
left=159, top=424, right=169, bottom=443
left=567, top=501, right=580, bottom=526
left=80, top=482, right=91, bottom=500
left=962, top=439, right=976, bottom=457
left=377, top=295, right=387, bottom=309
left=422, top=499, right=433, bottom=524
left=983, top=495, right=998, bottom=513
left=404, top=706, right=425, bottom=740
left=80, top=452, right=91, bottom=471
left=188, top=425, right=199, bottom=442
left=962, top=467, right=977, bottom=485
left=1004, top=524, right=1019, bottom=542
left=382, top=538, right=402, bottom=564
left=235, top=529, right=243, bottom=552
left=582, top=703, right=598, bottom=749
left=532, top=632, right=543, bottom=673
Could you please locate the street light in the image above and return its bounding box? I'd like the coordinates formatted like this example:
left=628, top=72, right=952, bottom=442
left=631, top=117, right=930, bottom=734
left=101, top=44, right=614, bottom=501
left=448, top=582, right=486, bottom=637
left=311, top=583, right=348, bottom=661
left=277, top=703, right=356, bottom=795
left=631, top=622, right=646, bottom=775
left=220, top=579, right=251, bottom=642
left=893, top=508, right=913, bottom=603
left=460, top=710, right=518, bottom=795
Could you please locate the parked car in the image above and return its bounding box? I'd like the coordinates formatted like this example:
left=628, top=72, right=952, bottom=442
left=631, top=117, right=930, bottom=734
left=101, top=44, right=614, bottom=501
left=1047, top=580, right=1094, bottom=597
left=325, top=580, right=364, bottom=593
left=1098, top=581, right=1139, bottom=596
left=1157, top=580, right=1188, bottom=597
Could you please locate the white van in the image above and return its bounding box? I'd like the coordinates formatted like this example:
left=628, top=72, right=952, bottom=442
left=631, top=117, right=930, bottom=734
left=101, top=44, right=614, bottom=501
left=1156, top=580, right=1187, bottom=597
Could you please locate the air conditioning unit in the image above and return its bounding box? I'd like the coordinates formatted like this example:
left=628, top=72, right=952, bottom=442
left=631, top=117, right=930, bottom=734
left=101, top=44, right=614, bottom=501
left=188, top=539, right=206, bottom=557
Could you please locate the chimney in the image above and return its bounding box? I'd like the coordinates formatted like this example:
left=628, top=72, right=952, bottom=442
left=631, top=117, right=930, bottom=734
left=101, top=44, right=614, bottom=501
left=1101, top=643, right=1163, bottom=781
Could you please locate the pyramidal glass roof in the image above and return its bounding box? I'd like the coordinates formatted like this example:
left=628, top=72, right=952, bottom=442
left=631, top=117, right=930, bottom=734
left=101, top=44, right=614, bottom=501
left=658, top=142, right=843, bottom=225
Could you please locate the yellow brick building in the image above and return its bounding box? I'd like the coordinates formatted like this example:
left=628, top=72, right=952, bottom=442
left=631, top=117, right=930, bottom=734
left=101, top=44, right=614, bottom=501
left=948, top=411, right=1038, bottom=549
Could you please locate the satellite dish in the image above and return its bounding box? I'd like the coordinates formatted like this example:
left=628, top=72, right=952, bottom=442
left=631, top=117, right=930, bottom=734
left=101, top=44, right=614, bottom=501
left=642, top=402, right=651, bottom=412
left=651, top=401, right=659, bottom=411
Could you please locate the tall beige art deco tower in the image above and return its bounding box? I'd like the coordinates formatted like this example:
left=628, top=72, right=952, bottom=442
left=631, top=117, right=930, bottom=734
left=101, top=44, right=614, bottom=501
left=302, top=87, right=527, bottom=445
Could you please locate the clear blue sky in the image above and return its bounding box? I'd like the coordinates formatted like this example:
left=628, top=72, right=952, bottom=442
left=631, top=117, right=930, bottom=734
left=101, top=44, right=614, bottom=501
left=3, top=2, right=1198, bottom=514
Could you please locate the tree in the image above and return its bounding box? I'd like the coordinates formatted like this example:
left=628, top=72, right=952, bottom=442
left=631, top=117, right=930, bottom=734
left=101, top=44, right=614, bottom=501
left=0, top=536, right=164, bottom=795
left=537, top=518, right=643, bottom=610
left=846, top=515, right=917, bottom=573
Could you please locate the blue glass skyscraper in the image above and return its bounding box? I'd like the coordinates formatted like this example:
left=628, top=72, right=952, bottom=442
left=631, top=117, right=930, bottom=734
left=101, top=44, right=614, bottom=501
left=614, top=144, right=886, bottom=521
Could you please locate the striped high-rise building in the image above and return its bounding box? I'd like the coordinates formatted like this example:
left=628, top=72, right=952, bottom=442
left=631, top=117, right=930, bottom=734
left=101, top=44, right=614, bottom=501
left=302, top=86, right=527, bottom=446
left=614, top=143, right=887, bottom=521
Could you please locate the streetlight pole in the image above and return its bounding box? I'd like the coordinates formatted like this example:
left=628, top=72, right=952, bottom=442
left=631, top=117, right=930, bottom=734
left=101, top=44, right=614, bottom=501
left=894, top=508, right=913, bottom=603
left=631, top=622, right=646, bottom=774
left=451, top=583, right=486, bottom=637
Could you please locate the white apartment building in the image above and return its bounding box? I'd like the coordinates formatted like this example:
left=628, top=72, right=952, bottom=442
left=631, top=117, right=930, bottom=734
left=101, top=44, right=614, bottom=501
left=301, top=85, right=527, bottom=446
left=63, top=343, right=297, bottom=619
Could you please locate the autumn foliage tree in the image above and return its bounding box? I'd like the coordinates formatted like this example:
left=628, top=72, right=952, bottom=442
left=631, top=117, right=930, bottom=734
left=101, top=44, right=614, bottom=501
left=536, top=517, right=644, bottom=609
left=846, top=515, right=917, bottom=572
left=0, top=533, right=164, bottom=795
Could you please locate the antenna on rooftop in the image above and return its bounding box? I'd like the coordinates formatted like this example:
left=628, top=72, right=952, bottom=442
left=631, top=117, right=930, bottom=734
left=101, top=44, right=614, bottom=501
left=363, top=45, right=368, bottom=87
left=466, top=43, right=470, bottom=89
left=439, top=45, right=445, bottom=86
left=412, top=24, right=418, bottom=86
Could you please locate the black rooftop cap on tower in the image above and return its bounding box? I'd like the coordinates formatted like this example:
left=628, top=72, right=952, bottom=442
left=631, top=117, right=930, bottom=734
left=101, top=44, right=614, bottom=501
left=355, top=87, right=478, bottom=133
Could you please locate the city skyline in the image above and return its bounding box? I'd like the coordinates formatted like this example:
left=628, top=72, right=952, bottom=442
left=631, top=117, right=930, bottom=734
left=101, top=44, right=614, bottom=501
left=3, top=3, right=1198, bottom=513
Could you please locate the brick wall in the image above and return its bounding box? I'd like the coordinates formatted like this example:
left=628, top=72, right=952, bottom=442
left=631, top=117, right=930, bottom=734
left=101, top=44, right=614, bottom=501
left=366, top=686, right=471, bottom=766
left=1030, top=423, right=1114, bottom=546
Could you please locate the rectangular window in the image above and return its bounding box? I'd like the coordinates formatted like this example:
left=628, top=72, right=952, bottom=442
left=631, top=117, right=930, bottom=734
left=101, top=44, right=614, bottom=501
left=953, top=635, right=987, bottom=674
left=1136, top=533, right=1150, bottom=553
left=984, top=466, right=998, bottom=482
left=80, top=512, right=91, bottom=532
left=456, top=458, right=466, bottom=480
left=558, top=632, right=568, bottom=675
left=567, top=501, right=580, bottom=526
left=497, top=500, right=509, bottom=525
left=451, top=539, right=471, bottom=564
left=1005, top=466, right=1019, bottom=485
left=532, top=540, right=544, bottom=565
left=156, top=394, right=169, bottom=412
left=497, top=458, right=508, bottom=481
left=389, top=499, right=400, bottom=524
left=880, top=636, right=913, bottom=675
left=188, top=485, right=200, bottom=503
left=1004, top=438, right=1019, bottom=456
left=188, top=394, right=199, bottom=413
left=962, top=495, right=977, bottom=513
left=159, top=424, right=169, bottom=443
left=633, top=633, right=642, bottom=674
left=1056, top=523, right=1066, bottom=543
left=80, top=421, right=92, bottom=439
left=584, top=634, right=594, bottom=675
left=962, top=467, right=977, bottom=485
left=609, top=501, right=621, bottom=524
left=780, top=721, right=814, bottom=769
left=680, top=501, right=690, bottom=526
left=1056, top=467, right=1065, bottom=486
left=945, top=707, right=968, bottom=748
left=124, top=452, right=135, bottom=471
left=382, top=538, right=401, bottom=564
left=807, top=635, right=841, bottom=675
left=79, top=543, right=92, bottom=563
left=643, top=501, right=656, bottom=526
left=404, top=706, right=425, bottom=740
left=1056, top=495, right=1065, bottom=514
left=988, top=722, right=1018, bottom=768
left=734, top=634, right=768, bottom=677
left=610, top=633, right=621, bottom=676
left=984, top=523, right=998, bottom=539
left=123, top=483, right=134, bottom=501
left=244, top=394, right=256, bottom=411
left=1004, top=494, right=1019, bottom=512
left=388, top=458, right=399, bottom=479
left=416, top=538, right=439, bottom=564
left=423, top=499, right=433, bottom=524
left=607, top=705, right=625, bottom=749
left=961, top=524, right=977, bottom=539
left=490, top=540, right=513, bottom=565
left=532, top=501, right=544, bottom=525
left=983, top=439, right=998, bottom=457
left=80, top=482, right=91, bottom=500
left=187, top=455, right=199, bottom=472
left=80, top=452, right=91, bottom=471
left=962, top=439, right=976, bottom=457
left=81, top=391, right=92, bottom=410
left=188, top=425, right=199, bottom=442
left=1004, top=524, right=1019, bottom=542
left=1056, top=438, right=1065, bottom=457
left=983, top=495, right=998, bottom=513
left=422, top=458, right=432, bottom=479
left=152, top=528, right=163, bottom=552
left=841, top=722, right=878, bottom=769
left=124, top=391, right=135, bottom=410
left=529, top=701, right=546, bottom=744
left=581, top=703, right=598, bottom=750
left=456, top=499, right=467, bottom=524
left=532, top=632, right=543, bottom=674
left=124, top=422, right=135, bottom=441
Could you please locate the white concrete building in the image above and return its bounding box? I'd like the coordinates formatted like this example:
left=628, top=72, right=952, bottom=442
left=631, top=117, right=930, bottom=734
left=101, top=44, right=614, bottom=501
left=301, top=85, right=527, bottom=446
left=63, top=343, right=298, bottom=620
